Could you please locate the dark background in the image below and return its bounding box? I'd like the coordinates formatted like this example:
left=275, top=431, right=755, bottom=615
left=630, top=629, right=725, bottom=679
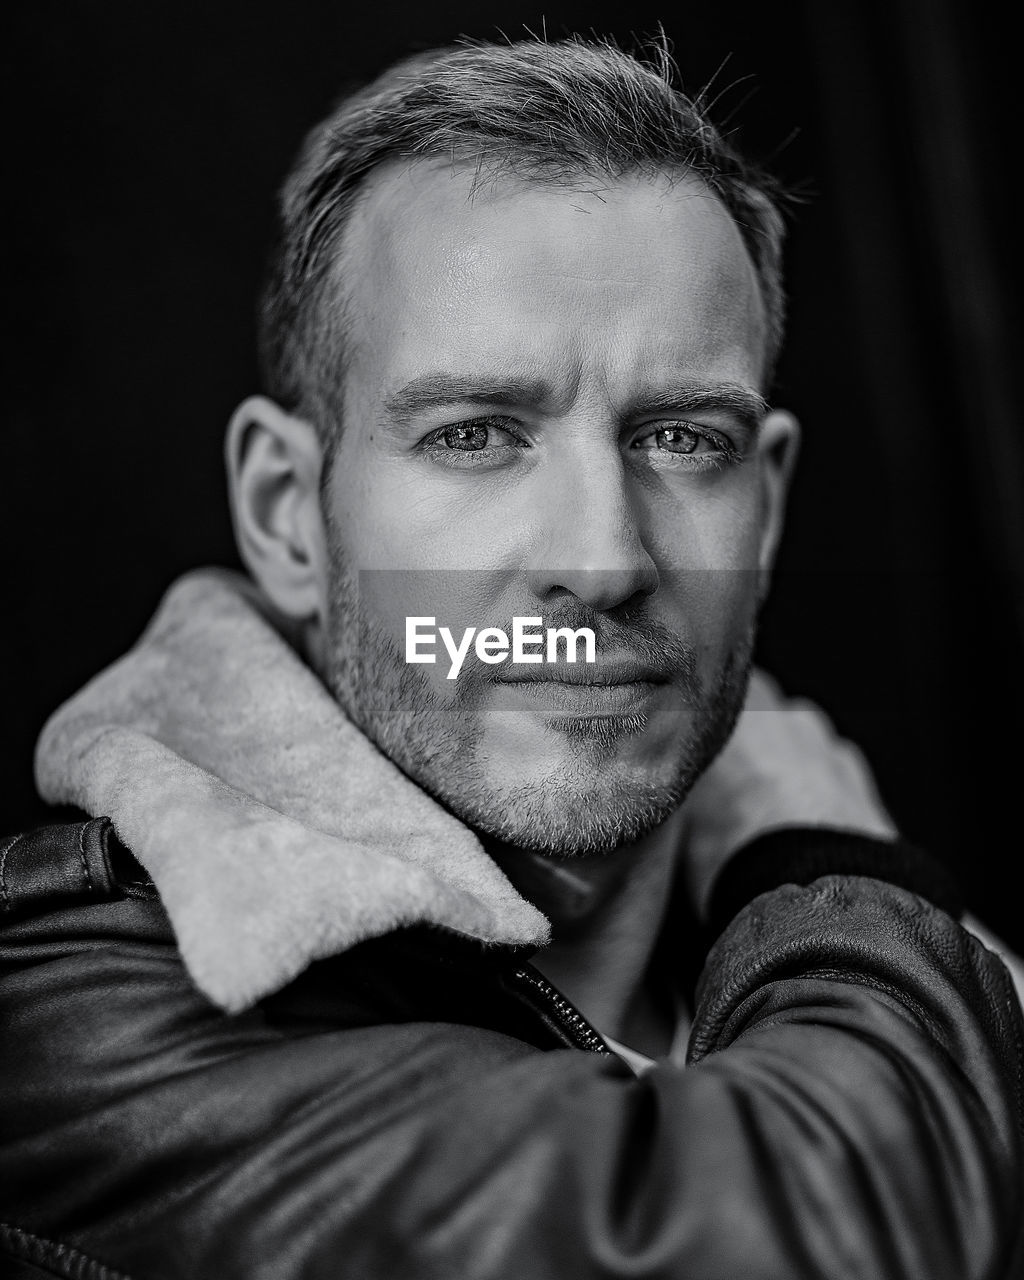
left=6, top=2, right=1022, bottom=945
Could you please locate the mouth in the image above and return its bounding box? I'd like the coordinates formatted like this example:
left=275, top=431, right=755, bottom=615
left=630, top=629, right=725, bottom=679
left=490, top=662, right=670, bottom=717
left=491, top=657, right=672, bottom=688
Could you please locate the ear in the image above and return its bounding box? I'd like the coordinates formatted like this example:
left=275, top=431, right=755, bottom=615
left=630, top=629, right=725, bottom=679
left=755, top=408, right=801, bottom=594
left=225, top=395, right=328, bottom=626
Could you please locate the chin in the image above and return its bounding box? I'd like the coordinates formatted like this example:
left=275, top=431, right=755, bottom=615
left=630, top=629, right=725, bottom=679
left=435, top=756, right=692, bottom=858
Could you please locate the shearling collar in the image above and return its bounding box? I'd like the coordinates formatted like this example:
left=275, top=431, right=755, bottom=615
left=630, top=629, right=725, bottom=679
left=34, top=569, right=550, bottom=1012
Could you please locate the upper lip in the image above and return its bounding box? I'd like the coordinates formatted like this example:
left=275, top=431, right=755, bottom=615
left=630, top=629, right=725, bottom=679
left=491, top=657, right=671, bottom=686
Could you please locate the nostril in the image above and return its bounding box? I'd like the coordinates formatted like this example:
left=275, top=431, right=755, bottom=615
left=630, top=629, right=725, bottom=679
left=526, top=564, right=659, bottom=613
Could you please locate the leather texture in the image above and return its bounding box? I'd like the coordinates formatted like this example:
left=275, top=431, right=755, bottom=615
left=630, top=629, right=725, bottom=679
left=705, top=825, right=965, bottom=940
left=1, top=817, right=1023, bottom=1279
left=0, top=819, right=120, bottom=919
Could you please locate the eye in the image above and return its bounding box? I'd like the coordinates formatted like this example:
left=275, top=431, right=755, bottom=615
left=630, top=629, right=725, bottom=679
left=653, top=424, right=702, bottom=454
left=421, top=417, right=526, bottom=463
left=631, top=421, right=741, bottom=466
left=438, top=423, right=491, bottom=451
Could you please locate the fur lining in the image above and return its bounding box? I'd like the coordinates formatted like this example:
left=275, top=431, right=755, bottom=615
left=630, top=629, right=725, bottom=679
left=34, top=570, right=550, bottom=1011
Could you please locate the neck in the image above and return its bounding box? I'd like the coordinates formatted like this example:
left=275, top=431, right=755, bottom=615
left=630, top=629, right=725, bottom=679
left=487, top=808, right=687, bottom=1057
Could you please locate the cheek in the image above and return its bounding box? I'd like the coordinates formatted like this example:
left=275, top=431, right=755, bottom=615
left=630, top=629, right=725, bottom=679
left=700, top=567, right=760, bottom=646
left=324, top=450, right=527, bottom=670
left=645, top=470, right=767, bottom=573
left=651, top=483, right=766, bottom=650
left=659, top=564, right=760, bottom=657
left=327, top=457, right=434, bottom=573
left=331, top=449, right=523, bottom=574
left=353, top=569, right=516, bottom=653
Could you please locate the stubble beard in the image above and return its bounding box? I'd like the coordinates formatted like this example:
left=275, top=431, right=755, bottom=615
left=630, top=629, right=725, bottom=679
left=320, top=542, right=755, bottom=859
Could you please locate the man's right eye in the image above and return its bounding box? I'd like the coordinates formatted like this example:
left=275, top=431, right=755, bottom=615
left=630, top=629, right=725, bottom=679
left=421, top=419, right=525, bottom=455
left=436, top=423, right=490, bottom=451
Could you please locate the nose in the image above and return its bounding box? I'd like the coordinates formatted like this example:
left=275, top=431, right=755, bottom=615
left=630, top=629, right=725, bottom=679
left=526, top=449, right=659, bottom=611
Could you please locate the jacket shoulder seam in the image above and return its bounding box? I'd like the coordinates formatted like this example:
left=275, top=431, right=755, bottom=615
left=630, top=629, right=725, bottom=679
left=77, top=823, right=96, bottom=894
left=0, top=1221, right=133, bottom=1280
left=0, top=832, right=26, bottom=910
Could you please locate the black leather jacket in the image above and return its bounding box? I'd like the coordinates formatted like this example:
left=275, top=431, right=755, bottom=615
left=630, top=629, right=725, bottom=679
left=1, top=816, right=1022, bottom=1280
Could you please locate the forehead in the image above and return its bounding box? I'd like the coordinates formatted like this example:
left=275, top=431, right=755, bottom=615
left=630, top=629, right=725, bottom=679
left=335, top=159, right=768, bottom=397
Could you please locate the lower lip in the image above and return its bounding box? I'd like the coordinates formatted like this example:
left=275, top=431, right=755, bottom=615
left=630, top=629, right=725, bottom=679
left=492, top=679, right=663, bottom=717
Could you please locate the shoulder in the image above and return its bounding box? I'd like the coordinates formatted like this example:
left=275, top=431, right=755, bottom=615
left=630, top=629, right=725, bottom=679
left=0, top=814, right=160, bottom=922
left=0, top=815, right=177, bottom=1003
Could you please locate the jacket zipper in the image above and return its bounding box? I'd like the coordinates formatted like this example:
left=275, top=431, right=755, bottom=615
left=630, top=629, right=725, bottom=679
left=510, top=964, right=611, bottom=1054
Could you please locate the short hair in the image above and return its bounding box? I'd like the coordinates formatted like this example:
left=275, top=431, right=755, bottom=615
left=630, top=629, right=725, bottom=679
left=259, top=35, right=788, bottom=447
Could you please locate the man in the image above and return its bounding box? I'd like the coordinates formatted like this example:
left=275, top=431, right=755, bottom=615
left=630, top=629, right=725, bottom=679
left=1, top=36, right=1021, bottom=1280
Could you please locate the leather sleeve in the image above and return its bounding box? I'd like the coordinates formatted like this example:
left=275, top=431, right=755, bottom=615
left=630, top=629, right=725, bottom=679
left=1, top=877, right=1022, bottom=1280
left=705, top=826, right=965, bottom=937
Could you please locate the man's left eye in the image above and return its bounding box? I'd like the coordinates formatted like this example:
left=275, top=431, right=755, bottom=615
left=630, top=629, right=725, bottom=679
left=636, top=423, right=716, bottom=455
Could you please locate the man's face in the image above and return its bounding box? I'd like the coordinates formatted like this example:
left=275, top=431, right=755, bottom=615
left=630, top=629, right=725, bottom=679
left=317, top=161, right=788, bottom=856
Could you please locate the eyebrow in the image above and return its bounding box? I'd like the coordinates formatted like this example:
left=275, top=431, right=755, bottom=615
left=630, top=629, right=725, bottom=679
left=632, top=384, right=770, bottom=431
left=382, top=373, right=561, bottom=423
left=381, top=372, right=769, bottom=431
